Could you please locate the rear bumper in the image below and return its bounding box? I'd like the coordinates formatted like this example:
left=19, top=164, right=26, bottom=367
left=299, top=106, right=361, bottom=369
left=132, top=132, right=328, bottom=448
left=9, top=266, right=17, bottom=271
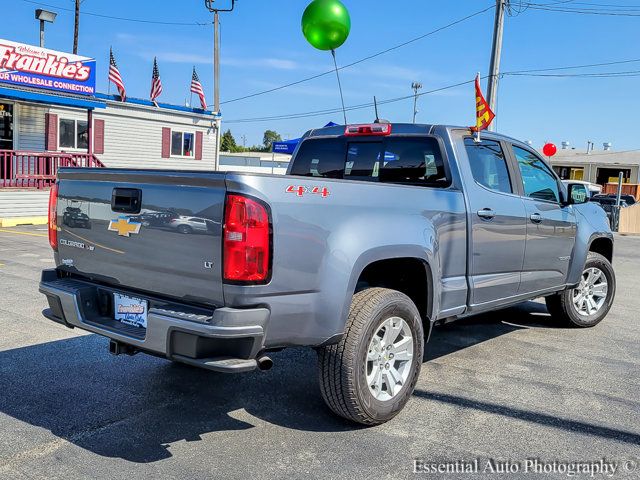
left=39, top=269, right=269, bottom=373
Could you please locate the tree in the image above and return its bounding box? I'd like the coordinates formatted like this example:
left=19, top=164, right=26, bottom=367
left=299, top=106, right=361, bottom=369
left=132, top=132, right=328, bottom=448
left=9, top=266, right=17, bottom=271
left=220, top=129, right=237, bottom=152
left=262, top=130, right=282, bottom=151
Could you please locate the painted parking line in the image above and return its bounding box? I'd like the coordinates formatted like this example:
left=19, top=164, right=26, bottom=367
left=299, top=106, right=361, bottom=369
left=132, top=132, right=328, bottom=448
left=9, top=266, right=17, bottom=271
left=0, top=228, right=48, bottom=238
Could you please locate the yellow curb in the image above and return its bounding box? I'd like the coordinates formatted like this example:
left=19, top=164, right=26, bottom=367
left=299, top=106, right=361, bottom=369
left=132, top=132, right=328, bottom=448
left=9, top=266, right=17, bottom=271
left=0, top=216, right=48, bottom=228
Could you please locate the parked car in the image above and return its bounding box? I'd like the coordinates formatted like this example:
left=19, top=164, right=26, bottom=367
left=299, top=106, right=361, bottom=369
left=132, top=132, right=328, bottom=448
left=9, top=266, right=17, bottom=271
left=136, top=211, right=178, bottom=227
left=592, top=193, right=636, bottom=206
left=561, top=180, right=601, bottom=198
left=62, top=207, right=91, bottom=229
left=168, top=216, right=214, bottom=234
left=590, top=196, right=630, bottom=222
left=40, top=123, right=616, bottom=425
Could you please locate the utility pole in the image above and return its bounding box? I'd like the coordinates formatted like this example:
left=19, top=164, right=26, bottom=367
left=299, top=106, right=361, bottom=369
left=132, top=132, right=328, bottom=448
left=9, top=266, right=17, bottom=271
left=204, top=1, right=236, bottom=171
left=411, top=82, right=423, bottom=123
left=73, top=0, right=80, bottom=54
left=214, top=11, right=220, bottom=113
left=204, top=0, right=236, bottom=114
left=486, top=0, right=507, bottom=132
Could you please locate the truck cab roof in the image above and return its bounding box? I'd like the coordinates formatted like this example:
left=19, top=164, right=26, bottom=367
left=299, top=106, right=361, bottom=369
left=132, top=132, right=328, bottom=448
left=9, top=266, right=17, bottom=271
left=304, top=123, right=529, bottom=147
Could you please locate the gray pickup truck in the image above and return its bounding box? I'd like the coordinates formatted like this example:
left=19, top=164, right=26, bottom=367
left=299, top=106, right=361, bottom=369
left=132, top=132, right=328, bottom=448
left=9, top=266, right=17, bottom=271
left=40, top=123, right=615, bottom=425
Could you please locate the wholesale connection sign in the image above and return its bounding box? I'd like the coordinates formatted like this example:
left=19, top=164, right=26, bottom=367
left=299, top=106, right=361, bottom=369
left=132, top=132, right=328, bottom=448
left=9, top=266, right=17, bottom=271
left=0, top=39, right=96, bottom=96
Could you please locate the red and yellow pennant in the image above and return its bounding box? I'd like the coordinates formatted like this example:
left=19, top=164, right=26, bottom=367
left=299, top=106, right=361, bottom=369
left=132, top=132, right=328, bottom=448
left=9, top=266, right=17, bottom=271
left=470, top=73, right=495, bottom=133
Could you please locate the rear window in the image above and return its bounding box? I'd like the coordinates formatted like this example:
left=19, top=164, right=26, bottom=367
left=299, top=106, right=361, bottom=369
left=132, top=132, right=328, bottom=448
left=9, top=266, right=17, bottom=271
left=290, top=137, right=448, bottom=187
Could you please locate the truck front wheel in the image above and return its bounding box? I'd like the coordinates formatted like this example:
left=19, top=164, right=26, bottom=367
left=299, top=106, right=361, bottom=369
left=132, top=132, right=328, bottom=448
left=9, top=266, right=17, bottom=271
left=545, top=252, right=616, bottom=328
left=317, top=287, right=424, bottom=425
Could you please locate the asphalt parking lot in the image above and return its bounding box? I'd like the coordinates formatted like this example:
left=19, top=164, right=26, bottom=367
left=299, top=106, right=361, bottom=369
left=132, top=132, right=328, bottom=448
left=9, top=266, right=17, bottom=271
left=0, top=226, right=638, bottom=480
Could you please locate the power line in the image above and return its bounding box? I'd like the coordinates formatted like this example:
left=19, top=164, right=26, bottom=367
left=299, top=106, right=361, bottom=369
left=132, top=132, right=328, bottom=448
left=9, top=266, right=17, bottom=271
left=18, top=0, right=212, bottom=26
left=224, top=78, right=479, bottom=124
left=505, top=69, right=640, bottom=77
left=505, top=57, right=640, bottom=73
left=225, top=63, right=640, bottom=124
left=523, top=2, right=640, bottom=15
left=220, top=5, right=496, bottom=106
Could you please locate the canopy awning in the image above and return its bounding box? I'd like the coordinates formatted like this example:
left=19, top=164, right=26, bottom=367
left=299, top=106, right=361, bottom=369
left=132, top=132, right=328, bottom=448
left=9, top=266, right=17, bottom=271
left=272, top=122, right=339, bottom=154
left=0, top=85, right=106, bottom=110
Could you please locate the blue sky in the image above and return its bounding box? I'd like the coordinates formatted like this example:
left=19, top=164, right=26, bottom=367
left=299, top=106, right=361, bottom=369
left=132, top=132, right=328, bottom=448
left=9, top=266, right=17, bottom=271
left=3, top=0, right=639, bottom=150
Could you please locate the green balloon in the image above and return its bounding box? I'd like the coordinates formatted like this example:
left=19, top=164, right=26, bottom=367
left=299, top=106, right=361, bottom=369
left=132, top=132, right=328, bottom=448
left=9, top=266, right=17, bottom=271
left=302, top=0, right=351, bottom=51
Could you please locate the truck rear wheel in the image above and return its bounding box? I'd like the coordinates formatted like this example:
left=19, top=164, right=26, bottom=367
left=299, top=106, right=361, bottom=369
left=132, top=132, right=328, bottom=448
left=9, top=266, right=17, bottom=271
left=317, top=287, right=424, bottom=425
left=545, top=252, right=616, bottom=328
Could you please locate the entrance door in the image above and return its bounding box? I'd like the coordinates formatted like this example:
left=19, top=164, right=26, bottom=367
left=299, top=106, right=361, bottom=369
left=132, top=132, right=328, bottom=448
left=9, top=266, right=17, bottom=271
left=0, top=103, right=13, bottom=150
left=510, top=145, right=577, bottom=293
left=0, top=102, right=14, bottom=182
left=463, top=137, right=528, bottom=306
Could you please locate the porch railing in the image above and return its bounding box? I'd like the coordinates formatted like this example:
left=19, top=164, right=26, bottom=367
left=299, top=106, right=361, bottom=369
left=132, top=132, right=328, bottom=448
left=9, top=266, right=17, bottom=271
left=0, top=150, right=105, bottom=189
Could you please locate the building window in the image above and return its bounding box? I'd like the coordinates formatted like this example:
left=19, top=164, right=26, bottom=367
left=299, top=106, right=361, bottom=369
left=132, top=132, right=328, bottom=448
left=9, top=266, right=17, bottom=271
left=171, top=131, right=194, bottom=157
left=59, top=118, right=88, bottom=150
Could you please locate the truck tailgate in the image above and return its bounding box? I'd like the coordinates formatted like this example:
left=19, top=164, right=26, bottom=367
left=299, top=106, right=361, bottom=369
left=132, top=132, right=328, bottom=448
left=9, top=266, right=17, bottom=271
left=55, top=169, right=226, bottom=307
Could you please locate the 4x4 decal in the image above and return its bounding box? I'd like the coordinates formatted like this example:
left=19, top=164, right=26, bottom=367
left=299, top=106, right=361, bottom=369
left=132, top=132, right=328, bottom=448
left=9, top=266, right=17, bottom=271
left=286, top=185, right=330, bottom=198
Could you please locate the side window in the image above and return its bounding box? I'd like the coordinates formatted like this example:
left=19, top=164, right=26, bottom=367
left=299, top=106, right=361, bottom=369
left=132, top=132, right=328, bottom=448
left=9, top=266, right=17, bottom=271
left=512, top=145, right=560, bottom=203
left=290, top=138, right=345, bottom=178
left=464, top=138, right=512, bottom=194
left=380, top=137, right=448, bottom=186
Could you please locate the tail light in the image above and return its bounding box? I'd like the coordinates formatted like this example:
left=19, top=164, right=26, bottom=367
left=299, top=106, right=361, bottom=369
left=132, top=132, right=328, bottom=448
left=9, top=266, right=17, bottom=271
left=344, top=123, right=392, bottom=136
left=48, top=183, right=58, bottom=251
left=223, top=194, right=271, bottom=283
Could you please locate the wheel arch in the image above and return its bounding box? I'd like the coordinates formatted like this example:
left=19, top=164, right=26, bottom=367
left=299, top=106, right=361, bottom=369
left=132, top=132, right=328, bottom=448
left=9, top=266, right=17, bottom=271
left=588, top=236, right=613, bottom=263
left=567, top=233, right=614, bottom=285
left=342, top=247, right=439, bottom=339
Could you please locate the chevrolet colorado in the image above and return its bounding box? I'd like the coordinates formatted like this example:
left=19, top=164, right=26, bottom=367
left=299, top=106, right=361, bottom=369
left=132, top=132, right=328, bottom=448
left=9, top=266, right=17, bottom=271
left=39, top=123, right=616, bottom=425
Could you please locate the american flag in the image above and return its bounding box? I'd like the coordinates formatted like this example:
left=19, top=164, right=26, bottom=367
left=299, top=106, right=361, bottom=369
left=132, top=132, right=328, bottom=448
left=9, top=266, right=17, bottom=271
left=108, top=48, right=126, bottom=101
left=150, top=57, right=163, bottom=103
left=190, top=67, right=207, bottom=110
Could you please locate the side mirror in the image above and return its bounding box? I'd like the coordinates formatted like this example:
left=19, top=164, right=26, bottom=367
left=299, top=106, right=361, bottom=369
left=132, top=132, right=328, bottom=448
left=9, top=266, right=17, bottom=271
left=567, top=183, right=589, bottom=205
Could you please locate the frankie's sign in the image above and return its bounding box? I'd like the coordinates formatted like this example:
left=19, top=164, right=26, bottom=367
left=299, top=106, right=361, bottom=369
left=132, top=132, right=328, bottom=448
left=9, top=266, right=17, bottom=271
left=0, top=39, right=96, bottom=96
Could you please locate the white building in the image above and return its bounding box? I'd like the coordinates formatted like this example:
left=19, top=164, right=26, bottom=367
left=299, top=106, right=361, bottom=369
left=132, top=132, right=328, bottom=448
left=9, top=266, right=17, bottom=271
left=0, top=38, right=221, bottom=224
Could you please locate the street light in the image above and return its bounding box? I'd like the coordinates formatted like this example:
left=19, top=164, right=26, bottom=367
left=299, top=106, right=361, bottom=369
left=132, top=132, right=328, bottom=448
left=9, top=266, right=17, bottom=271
left=411, top=82, right=423, bottom=123
left=204, top=0, right=236, bottom=114
left=35, top=9, right=57, bottom=48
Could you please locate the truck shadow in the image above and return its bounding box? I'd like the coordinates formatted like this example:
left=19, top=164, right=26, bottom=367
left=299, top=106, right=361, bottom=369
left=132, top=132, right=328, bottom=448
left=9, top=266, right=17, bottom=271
left=3, top=300, right=634, bottom=464
left=426, top=300, right=554, bottom=361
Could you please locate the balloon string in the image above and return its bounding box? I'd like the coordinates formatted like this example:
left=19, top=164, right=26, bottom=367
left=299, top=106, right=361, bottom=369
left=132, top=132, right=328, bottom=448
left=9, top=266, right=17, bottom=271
left=331, top=49, right=347, bottom=125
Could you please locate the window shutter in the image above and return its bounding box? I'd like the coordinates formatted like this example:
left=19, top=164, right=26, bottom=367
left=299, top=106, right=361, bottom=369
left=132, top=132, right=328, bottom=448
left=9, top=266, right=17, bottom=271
left=45, top=113, right=58, bottom=151
left=161, top=127, right=171, bottom=158
left=93, top=119, right=105, bottom=154
left=195, top=131, right=203, bottom=160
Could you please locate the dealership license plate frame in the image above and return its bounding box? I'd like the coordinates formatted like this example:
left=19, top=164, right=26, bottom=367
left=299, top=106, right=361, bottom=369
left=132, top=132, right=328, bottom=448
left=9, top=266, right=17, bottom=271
left=113, top=292, right=148, bottom=329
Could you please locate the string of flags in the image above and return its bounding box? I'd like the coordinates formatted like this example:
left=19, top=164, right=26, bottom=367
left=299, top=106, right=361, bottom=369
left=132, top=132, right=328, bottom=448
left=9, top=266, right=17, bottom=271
left=108, top=48, right=209, bottom=111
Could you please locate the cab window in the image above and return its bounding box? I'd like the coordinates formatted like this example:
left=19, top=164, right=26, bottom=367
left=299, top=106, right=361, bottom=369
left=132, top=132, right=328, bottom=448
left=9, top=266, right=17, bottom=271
left=512, top=145, right=560, bottom=203
left=464, top=138, right=512, bottom=194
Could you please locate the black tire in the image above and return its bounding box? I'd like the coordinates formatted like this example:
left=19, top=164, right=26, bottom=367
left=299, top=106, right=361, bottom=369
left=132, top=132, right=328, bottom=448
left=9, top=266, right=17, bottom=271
left=177, top=225, right=192, bottom=235
left=545, top=252, right=616, bottom=328
left=318, top=287, right=424, bottom=425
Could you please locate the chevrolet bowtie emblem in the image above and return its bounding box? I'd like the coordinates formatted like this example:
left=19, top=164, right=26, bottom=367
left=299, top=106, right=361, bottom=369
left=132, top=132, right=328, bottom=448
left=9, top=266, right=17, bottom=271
left=108, top=216, right=141, bottom=237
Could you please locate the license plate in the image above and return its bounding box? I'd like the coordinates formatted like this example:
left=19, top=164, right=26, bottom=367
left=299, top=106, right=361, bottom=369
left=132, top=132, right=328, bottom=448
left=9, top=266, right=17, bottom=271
left=114, top=293, right=148, bottom=329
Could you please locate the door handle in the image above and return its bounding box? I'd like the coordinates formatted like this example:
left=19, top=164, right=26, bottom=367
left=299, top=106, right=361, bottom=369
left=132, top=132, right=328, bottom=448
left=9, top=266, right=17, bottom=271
left=477, top=208, right=495, bottom=220
left=530, top=212, right=543, bottom=224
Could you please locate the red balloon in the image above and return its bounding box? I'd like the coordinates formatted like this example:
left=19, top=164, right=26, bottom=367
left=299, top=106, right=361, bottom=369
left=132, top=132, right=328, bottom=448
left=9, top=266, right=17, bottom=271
left=543, top=143, right=557, bottom=157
